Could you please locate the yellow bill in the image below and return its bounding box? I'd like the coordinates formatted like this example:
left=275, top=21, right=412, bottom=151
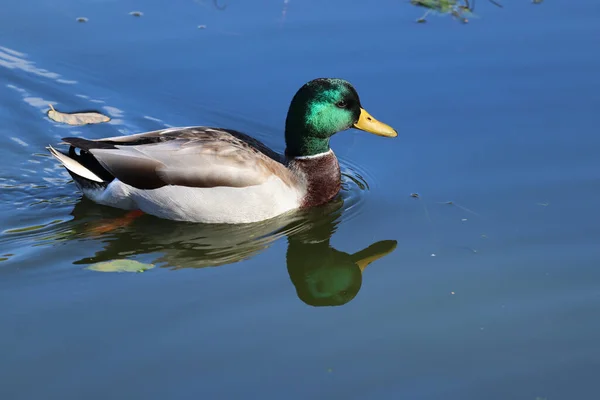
left=352, top=240, right=398, bottom=273
left=353, top=108, right=397, bottom=138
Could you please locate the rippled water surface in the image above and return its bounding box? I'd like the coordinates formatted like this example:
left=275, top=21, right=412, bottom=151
left=1, top=1, right=600, bottom=399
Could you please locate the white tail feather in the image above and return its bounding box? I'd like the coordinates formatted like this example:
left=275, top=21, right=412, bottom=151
left=47, top=145, right=104, bottom=183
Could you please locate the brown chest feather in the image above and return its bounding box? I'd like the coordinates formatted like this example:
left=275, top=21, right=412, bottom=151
left=289, top=152, right=341, bottom=208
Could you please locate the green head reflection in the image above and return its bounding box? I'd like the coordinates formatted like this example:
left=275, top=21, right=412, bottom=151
left=286, top=218, right=397, bottom=307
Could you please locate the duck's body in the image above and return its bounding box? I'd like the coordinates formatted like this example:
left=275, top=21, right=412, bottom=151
left=48, top=78, right=396, bottom=224
left=49, top=127, right=341, bottom=223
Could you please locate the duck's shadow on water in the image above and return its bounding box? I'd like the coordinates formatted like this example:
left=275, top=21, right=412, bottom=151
left=63, top=191, right=397, bottom=307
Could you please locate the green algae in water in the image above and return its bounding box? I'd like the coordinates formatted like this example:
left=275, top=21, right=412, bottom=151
left=411, top=0, right=472, bottom=23
left=87, top=259, right=155, bottom=273
left=411, top=0, right=459, bottom=13
left=411, top=0, right=502, bottom=23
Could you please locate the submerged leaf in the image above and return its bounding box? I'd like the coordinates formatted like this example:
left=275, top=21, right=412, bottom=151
left=47, top=104, right=110, bottom=126
left=87, top=259, right=155, bottom=273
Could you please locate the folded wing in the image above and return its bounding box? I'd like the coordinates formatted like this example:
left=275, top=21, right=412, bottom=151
left=62, top=127, right=296, bottom=190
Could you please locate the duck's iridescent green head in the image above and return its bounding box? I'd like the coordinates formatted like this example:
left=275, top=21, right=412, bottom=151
left=284, top=78, right=397, bottom=157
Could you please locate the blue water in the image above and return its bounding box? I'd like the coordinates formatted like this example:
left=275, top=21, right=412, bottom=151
left=1, top=0, right=600, bottom=399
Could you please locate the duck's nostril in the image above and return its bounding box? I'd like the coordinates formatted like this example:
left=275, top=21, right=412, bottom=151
left=367, top=117, right=372, bottom=121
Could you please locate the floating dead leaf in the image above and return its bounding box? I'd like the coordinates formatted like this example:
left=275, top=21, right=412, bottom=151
left=87, top=259, right=154, bottom=273
left=129, top=11, right=143, bottom=17
left=47, top=104, right=110, bottom=126
left=76, top=17, right=88, bottom=23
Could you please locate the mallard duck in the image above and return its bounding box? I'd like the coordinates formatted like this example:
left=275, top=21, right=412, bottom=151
left=47, top=78, right=397, bottom=224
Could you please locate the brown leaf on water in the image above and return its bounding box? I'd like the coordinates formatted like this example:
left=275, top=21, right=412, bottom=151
left=47, top=104, right=110, bottom=126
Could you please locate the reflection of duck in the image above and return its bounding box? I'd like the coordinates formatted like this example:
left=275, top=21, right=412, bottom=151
left=67, top=198, right=397, bottom=307
left=288, top=241, right=397, bottom=307
left=47, top=78, right=396, bottom=224
left=67, top=198, right=301, bottom=268
left=286, top=208, right=397, bottom=307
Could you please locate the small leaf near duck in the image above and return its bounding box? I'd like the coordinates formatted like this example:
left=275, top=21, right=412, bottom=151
left=47, top=104, right=110, bottom=126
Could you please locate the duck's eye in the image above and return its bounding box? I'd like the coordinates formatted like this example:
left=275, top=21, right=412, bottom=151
left=336, top=100, right=347, bottom=108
